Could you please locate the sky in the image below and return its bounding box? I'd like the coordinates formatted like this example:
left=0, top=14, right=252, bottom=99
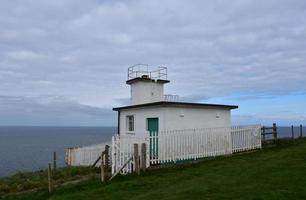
left=0, top=0, right=306, bottom=126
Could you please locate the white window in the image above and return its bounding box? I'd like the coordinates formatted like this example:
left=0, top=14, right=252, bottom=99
left=126, top=115, right=134, bottom=132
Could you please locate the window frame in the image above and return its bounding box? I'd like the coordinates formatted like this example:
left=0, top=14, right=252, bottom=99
left=126, top=115, right=135, bottom=133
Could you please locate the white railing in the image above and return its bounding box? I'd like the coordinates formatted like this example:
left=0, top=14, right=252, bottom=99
left=65, top=142, right=110, bottom=166
left=163, top=94, right=179, bottom=102
left=128, top=64, right=167, bottom=80
left=66, top=125, right=262, bottom=174
left=111, top=125, right=262, bottom=175
left=149, top=127, right=232, bottom=165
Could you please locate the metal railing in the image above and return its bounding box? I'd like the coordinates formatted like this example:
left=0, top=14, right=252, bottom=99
left=164, top=94, right=179, bottom=102
left=127, top=64, right=168, bottom=80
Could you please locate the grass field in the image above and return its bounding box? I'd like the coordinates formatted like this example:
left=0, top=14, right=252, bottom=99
left=2, top=138, right=306, bottom=200
left=0, top=166, right=98, bottom=195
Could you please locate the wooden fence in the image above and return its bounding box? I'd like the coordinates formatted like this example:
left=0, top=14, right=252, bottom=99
left=111, top=125, right=262, bottom=175
left=261, top=123, right=277, bottom=144
left=289, top=124, right=303, bottom=139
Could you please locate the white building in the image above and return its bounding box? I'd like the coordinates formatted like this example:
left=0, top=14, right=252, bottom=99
left=65, top=65, right=262, bottom=170
left=113, top=65, right=238, bottom=137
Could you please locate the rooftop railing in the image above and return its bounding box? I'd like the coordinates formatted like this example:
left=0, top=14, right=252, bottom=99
left=164, top=94, right=179, bottom=102
left=127, top=64, right=168, bottom=80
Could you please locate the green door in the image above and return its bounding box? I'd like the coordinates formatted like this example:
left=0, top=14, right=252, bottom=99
left=147, top=118, right=159, bottom=160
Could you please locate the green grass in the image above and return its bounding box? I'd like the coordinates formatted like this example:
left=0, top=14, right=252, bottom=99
left=2, top=138, right=306, bottom=200
left=0, top=167, right=98, bottom=195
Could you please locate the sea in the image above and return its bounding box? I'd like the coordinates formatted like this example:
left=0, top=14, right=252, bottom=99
left=0, top=127, right=116, bottom=177
left=0, top=126, right=305, bottom=177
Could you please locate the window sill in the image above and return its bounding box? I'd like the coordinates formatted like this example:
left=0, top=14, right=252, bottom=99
left=126, top=132, right=135, bottom=135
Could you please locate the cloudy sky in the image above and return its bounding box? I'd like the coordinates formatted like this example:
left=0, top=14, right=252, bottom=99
left=0, top=0, right=305, bottom=126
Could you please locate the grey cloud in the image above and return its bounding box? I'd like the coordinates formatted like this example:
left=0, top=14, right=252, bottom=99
left=179, top=94, right=210, bottom=103
left=0, top=95, right=115, bottom=126
left=232, top=113, right=306, bottom=126
left=0, top=0, right=306, bottom=125
left=113, top=97, right=130, bottom=105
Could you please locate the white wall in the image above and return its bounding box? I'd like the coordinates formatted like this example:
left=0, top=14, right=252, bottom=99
left=119, top=107, right=165, bottom=137
left=163, top=107, right=231, bottom=130
left=130, top=81, right=164, bottom=105
left=119, top=106, right=231, bottom=137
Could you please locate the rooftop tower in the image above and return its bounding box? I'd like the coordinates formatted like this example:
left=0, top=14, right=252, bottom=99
left=126, top=64, right=171, bottom=105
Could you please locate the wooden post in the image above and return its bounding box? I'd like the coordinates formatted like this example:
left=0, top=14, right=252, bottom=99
left=262, top=126, right=265, bottom=144
left=273, top=123, right=277, bottom=142
left=133, top=144, right=140, bottom=175
left=65, top=148, right=70, bottom=167
left=291, top=125, right=294, bottom=139
left=300, top=124, right=303, bottom=138
left=141, top=143, right=147, bottom=172
left=274, top=123, right=277, bottom=138
left=105, top=145, right=110, bottom=169
left=53, top=152, right=57, bottom=172
left=48, top=163, right=53, bottom=193
left=101, top=151, right=105, bottom=182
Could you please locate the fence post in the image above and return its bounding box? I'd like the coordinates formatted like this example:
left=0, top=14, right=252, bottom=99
left=141, top=143, right=147, bottom=172
left=291, top=125, right=294, bottom=140
left=48, top=163, right=53, bottom=193
left=133, top=144, right=140, bottom=175
left=65, top=149, right=69, bottom=167
left=300, top=125, right=303, bottom=138
left=273, top=123, right=277, bottom=142
left=273, top=123, right=277, bottom=139
left=262, top=126, right=265, bottom=144
left=101, top=151, right=105, bottom=182
left=53, top=152, right=57, bottom=172
left=105, top=145, right=110, bottom=169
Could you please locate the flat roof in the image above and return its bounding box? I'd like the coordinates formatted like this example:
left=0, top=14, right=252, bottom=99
left=113, top=101, right=238, bottom=111
left=126, top=77, right=170, bottom=85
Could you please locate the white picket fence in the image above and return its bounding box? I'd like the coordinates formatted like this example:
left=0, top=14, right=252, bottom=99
left=66, top=125, right=261, bottom=173
left=111, top=134, right=147, bottom=174
left=150, top=127, right=232, bottom=165
left=111, top=125, right=261, bottom=174
left=65, top=142, right=110, bottom=166
left=231, top=125, right=262, bottom=152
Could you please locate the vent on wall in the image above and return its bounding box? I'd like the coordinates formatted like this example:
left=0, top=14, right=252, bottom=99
left=216, top=112, right=220, bottom=118
left=179, top=110, right=185, bottom=117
